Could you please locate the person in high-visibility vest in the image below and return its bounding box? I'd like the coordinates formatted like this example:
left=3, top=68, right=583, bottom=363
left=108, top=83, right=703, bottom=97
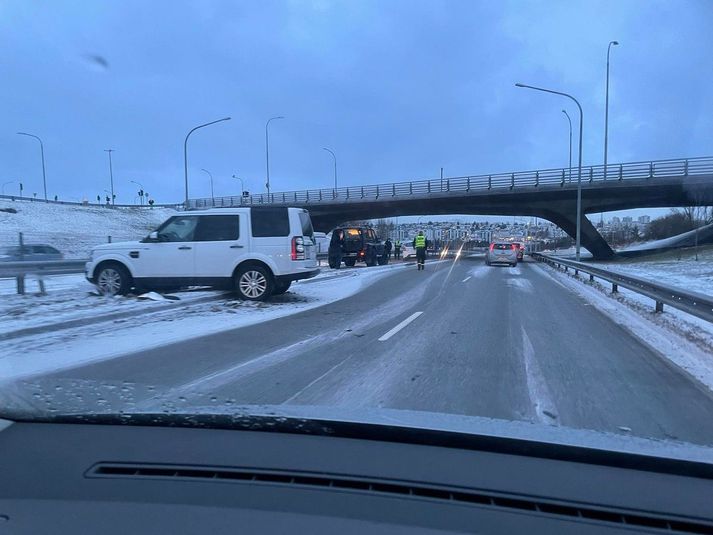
left=394, top=239, right=401, bottom=260
left=413, top=231, right=428, bottom=270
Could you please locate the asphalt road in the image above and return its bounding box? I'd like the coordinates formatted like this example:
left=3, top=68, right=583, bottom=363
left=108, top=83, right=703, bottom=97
left=20, top=256, right=713, bottom=446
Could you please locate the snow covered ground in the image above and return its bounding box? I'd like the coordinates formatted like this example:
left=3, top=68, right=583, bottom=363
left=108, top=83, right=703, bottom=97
left=0, top=198, right=176, bottom=258
left=0, top=261, right=417, bottom=382
left=592, top=245, right=713, bottom=296
left=534, top=262, right=713, bottom=393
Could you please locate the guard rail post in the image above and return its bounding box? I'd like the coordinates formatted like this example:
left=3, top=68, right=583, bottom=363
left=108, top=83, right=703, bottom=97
left=656, top=301, right=664, bottom=313
left=684, top=159, right=689, bottom=176
left=618, top=164, right=623, bottom=181
left=561, top=170, right=565, bottom=186
left=510, top=173, right=515, bottom=190
left=488, top=175, right=492, bottom=190
left=589, top=168, right=593, bottom=183
left=648, top=162, right=654, bottom=179
left=535, top=171, right=539, bottom=187
left=16, top=232, right=25, bottom=295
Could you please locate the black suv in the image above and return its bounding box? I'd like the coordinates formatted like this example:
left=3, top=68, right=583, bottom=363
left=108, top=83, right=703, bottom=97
left=328, top=227, right=388, bottom=268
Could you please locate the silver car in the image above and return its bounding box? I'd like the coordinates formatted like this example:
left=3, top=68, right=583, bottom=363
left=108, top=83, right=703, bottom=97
left=486, top=242, right=517, bottom=266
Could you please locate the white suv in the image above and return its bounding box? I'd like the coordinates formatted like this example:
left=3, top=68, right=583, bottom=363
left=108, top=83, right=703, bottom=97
left=86, top=207, right=319, bottom=300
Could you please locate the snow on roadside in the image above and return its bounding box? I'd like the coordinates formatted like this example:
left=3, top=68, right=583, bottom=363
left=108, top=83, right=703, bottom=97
left=0, top=264, right=410, bottom=382
left=0, top=274, right=221, bottom=335
left=592, top=246, right=713, bottom=296
left=534, top=263, right=713, bottom=393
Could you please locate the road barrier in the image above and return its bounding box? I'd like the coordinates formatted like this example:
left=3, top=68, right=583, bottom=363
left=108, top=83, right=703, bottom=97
left=532, top=253, right=713, bottom=323
left=1, top=259, right=88, bottom=295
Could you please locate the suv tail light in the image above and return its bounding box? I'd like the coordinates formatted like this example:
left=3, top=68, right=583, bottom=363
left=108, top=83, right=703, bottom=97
left=511, top=244, right=517, bottom=250
left=489, top=243, right=495, bottom=251
left=291, top=236, right=305, bottom=261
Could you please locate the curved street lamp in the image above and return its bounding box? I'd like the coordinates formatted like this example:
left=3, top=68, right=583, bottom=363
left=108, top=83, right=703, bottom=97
left=561, top=109, right=573, bottom=183
left=265, top=116, right=285, bottom=197
left=2, top=180, right=17, bottom=195
left=322, top=147, right=337, bottom=189
left=201, top=168, right=214, bottom=201
left=130, top=180, right=144, bottom=205
left=604, top=40, right=619, bottom=180
left=516, top=82, right=584, bottom=260
left=17, top=132, right=47, bottom=201
left=184, top=117, right=231, bottom=207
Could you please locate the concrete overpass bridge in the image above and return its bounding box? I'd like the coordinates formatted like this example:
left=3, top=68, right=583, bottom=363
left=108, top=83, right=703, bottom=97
left=188, top=156, right=713, bottom=259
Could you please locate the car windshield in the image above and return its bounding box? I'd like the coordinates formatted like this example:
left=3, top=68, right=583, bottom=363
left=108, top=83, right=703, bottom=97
left=2, top=0, right=713, bottom=465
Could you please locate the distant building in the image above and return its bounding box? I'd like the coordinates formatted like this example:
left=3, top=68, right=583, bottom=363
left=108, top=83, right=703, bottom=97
left=638, top=215, right=651, bottom=224
left=611, top=216, right=621, bottom=224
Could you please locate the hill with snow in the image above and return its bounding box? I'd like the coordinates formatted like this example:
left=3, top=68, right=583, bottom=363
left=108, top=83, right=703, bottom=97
left=0, top=199, right=177, bottom=258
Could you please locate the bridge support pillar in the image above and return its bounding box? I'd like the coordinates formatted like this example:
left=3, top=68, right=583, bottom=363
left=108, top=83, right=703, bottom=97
left=535, top=207, right=616, bottom=260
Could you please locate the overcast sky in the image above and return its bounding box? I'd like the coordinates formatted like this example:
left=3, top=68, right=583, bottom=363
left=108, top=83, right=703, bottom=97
left=1, top=0, right=711, bottom=217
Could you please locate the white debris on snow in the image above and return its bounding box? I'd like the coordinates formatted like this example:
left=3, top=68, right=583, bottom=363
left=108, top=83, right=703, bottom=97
left=0, top=266, right=405, bottom=382
left=534, top=262, right=713, bottom=393
left=0, top=274, right=218, bottom=335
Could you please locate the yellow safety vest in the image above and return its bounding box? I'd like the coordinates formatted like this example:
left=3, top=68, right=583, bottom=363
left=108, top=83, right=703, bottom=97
left=415, top=235, right=426, bottom=248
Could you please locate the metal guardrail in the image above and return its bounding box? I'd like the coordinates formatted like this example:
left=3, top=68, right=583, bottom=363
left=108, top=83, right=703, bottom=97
left=0, top=259, right=88, bottom=295
left=0, top=259, right=88, bottom=278
left=532, top=253, right=713, bottom=323
left=187, top=155, right=713, bottom=209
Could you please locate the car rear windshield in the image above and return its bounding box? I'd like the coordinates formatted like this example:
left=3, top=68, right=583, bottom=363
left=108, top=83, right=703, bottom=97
left=493, top=244, right=512, bottom=250
left=298, top=211, right=314, bottom=239
left=251, top=207, right=290, bottom=237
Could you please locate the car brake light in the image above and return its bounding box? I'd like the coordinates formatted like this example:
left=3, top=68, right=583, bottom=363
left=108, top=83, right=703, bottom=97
left=291, top=236, right=305, bottom=260
left=511, top=244, right=516, bottom=250
left=489, top=244, right=495, bottom=251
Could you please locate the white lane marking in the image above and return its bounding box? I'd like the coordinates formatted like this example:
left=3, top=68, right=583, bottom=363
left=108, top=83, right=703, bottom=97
left=378, top=312, right=423, bottom=342
left=461, top=276, right=471, bottom=282
left=521, top=327, right=559, bottom=425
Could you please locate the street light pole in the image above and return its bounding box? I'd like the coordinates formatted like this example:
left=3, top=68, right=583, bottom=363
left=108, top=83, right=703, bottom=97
left=130, top=180, right=144, bottom=205
left=183, top=117, right=231, bottom=208
left=104, top=149, right=115, bottom=205
left=561, top=109, right=573, bottom=183
left=604, top=40, right=619, bottom=180
left=201, top=169, right=214, bottom=202
left=516, top=82, right=584, bottom=261
left=265, top=116, right=285, bottom=198
left=322, top=147, right=337, bottom=189
left=232, top=174, right=245, bottom=205
left=17, top=132, right=47, bottom=201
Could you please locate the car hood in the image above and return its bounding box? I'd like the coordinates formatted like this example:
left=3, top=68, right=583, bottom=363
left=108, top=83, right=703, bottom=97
left=2, top=379, right=713, bottom=466
left=91, top=240, right=143, bottom=252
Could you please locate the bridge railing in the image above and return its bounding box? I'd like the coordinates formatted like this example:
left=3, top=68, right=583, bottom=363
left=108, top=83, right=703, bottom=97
left=186, top=155, right=713, bottom=209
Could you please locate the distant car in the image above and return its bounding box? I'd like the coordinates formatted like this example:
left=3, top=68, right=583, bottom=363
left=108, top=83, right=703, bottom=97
left=513, top=242, right=524, bottom=261
left=400, top=244, right=416, bottom=259
left=0, top=244, right=63, bottom=262
left=486, top=242, right=517, bottom=266
left=328, top=227, right=388, bottom=268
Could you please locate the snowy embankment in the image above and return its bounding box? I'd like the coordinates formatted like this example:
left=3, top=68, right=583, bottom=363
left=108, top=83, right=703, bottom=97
left=0, top=262, right=414, bottom=382
left=533, top=261, right=713, bottom=393
left=593, top=245, right=713, bottom=296
left=0, top=198, right=175, bottom=258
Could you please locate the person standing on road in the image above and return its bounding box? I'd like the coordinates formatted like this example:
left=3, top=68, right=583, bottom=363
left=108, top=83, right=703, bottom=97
left=394, top=239, right=401, bottom=260
left=384, top=238, right=392, bottom=260
left=413, top=231, right=428, bottom=271
left=328, top=229, right=345, bottom=269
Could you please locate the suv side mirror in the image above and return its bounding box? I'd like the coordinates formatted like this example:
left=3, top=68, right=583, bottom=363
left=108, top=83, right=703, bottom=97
left=143, top=231, right=159, bottom=242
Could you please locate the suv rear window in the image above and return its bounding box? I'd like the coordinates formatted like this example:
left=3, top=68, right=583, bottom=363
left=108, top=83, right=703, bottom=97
left=298, top=211, right=314, bottom=239
left=195, top=215, right=240, bottom=241
left=493, top=243, right=511, bottom=250
left=251, top=207, right=289, bottom=237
